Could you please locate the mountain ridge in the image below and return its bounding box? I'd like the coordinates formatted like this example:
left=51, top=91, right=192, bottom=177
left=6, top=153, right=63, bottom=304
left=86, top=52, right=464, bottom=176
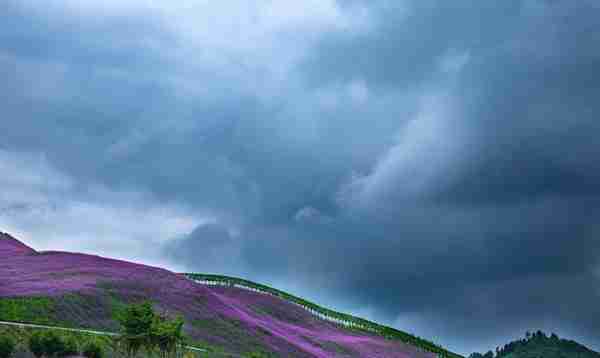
left=0, top=232, right=454, bottom=358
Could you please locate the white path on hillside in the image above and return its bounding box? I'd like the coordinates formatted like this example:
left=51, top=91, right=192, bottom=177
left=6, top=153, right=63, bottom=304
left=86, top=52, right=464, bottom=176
left=192, top=279, right=376, bottom=332
left=191, top=279, right=445, bottom=358
left=0, top=320, right=212, bottom=354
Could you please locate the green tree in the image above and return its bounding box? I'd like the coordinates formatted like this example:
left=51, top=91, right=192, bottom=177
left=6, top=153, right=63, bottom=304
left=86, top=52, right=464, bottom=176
left=29, top=332, right=46, bottom=358
left=82, top=340, right=104, bottom=358
left=0, top=336, right=16, bottom=358
left=116, top=302, right=188, bottom=358
left=41, top=331, right=66, bottom=358
left=116, top=301, right=156, bottom=357
left=58, top=337, right=78, bottom=357
left=151, top=315, right=185, bottom=358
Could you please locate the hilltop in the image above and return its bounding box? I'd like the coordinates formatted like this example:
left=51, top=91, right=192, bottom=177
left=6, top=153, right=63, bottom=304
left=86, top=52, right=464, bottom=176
left=470, top=331, right=600, bottom=358
left=0, top=232, right=457, bottom=358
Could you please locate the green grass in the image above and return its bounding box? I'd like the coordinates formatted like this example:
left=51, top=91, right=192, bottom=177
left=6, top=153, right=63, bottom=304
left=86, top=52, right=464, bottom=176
left=0, top=297, right=55, bottom=325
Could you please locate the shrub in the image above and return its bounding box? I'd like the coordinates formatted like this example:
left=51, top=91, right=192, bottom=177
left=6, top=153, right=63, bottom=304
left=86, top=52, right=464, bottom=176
left=0, top=336, right=16, bottom=358
left=58, top=337, right=78, bottom=357
left=28, top=331, right=74, bottom=358
left=82, top=340, right=104, bottom=358
left=29, top=332, right=46, bottom=358
left=40, top=331, right=65, bottom=357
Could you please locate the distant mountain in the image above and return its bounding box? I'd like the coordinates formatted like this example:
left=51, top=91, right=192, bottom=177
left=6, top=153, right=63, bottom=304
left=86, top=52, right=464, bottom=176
left=0, top=232, right=459, bottom=358
left=469, top=331, right=600, bottom=358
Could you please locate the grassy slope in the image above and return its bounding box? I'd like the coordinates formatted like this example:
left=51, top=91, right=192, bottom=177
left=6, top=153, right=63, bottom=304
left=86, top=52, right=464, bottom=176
left=0, top=233, right=456, bottom=358
left=186, top=273, right=460, bottom=358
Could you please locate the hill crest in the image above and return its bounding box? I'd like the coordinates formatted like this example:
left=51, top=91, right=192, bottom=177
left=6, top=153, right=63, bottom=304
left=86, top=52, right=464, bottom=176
left=0, top=233, right=452, bottom=358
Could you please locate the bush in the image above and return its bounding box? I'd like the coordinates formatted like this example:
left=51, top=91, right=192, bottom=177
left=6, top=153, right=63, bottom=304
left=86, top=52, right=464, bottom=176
left=40, top=331, right=64, bottom=357
left=28, top=331, right=76, bottom=358
left=29, top=332, right=46, bottom=358
left=0, top=336, right=16, bottom=358
left=58, top=337, right=79, bottom=357
left=82, top=340, right=104, bottom=358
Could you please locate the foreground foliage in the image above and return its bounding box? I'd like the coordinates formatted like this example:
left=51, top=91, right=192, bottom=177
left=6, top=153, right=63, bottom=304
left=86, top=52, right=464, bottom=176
left=0, top=336, right=16, bottom=358
left=82, top=340, right=104, bottom=358
left=28, top=331, right=78, bottom=358
left=116, top=302, right=186, bottom=358
left=0, top=326, right=112, bottom=358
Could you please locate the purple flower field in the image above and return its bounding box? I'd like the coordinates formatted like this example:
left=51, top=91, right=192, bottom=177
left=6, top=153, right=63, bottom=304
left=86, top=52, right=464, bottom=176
left=0, top=232, right=434, bottom=358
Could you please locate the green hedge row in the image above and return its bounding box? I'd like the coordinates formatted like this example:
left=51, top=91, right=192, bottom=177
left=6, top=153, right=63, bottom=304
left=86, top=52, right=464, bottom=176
left=185, top=273, right=463, bottom=358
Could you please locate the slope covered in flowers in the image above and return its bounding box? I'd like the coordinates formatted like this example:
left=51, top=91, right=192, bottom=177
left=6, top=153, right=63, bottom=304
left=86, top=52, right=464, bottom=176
left=0, top=232, right=438, bottom=358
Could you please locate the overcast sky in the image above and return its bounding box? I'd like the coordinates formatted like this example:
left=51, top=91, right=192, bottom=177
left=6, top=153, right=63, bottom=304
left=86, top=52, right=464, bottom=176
left=2, top=1, right=600, bottom=355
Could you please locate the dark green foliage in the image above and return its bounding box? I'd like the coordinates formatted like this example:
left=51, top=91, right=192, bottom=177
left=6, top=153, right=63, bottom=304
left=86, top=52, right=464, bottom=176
left=150, top=315, right=185, bottom=358
left=40, top=331, right=65, bottom=357
left=82, top=340, right=104, bottom=358
left=28, top=331, right=46, bottom=358
left=116, top=301, right=155, bottom=357
left=3, top=326, right=114, bottom=358
left=470, top=331, right=600, bottom=358
left=27, top=330, right=78, bottom=358
left=0, top=336, right=16, bottom=358
left=0, top=297, right=54, bottom=325
left=116, top=301, right=187, bottom=358
left=59, top=336, right=79, bottom=357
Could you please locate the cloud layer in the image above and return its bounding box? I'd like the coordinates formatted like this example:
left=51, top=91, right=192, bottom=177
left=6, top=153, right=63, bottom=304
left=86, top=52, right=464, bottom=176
left=2, top=0, right=600, bottom=354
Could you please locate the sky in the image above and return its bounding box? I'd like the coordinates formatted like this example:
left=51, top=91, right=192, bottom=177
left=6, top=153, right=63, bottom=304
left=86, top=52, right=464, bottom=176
left=1, top=0, right=600, bottom=355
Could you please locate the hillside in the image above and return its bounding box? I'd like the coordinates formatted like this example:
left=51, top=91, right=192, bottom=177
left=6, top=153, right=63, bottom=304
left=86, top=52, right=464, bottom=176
left=0, top=232, right=458, bottom=358
left=470, top=331, right=600, bottom=358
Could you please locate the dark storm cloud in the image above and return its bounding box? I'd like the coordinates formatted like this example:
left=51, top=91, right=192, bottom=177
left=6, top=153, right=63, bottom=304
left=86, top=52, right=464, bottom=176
left=3, top=0, right=600, bottom=355
left=172, top=1, right=600, bottom=354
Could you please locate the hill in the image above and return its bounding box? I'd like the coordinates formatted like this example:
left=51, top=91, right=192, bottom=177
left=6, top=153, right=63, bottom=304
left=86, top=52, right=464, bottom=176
left=0, top=232, right=460, bottom=358
left=469, top=331, right=600, bottom=358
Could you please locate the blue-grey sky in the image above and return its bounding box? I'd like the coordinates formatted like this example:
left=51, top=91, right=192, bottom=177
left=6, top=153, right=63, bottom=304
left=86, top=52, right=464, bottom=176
left=2, top=1, right=600, bottom=355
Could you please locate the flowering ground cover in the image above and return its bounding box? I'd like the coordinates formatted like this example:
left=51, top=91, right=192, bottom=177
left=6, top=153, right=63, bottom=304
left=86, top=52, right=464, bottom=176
left=1, top=232, right=439, bottom=358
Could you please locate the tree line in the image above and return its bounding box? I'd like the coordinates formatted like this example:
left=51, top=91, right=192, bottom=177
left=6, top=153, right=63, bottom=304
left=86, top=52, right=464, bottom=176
left=0, top=331, right=103, bottom=358
left=469, top=330, right=597, bottom=358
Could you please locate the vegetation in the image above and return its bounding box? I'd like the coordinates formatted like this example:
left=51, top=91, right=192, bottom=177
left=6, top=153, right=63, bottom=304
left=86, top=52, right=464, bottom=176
left=244, top=352, right=274, bottom=358
left=28, top=330, right=79, bottom=357
left=82, top=340, right=105, bottom=358
left=116, top=301, right=186, bottom=358
left=28, top=331, right=48, bottom=358
left=3, top=235, right=450, bottom=358
left=0, top=323, right=204, bottom=358
left=469, top=331, right=600, bottom=358
left=186, top=273, right=462, bottom=358
left=0, top=336, right=16, bottom=358
left=0, top=297, right=55, bottom=325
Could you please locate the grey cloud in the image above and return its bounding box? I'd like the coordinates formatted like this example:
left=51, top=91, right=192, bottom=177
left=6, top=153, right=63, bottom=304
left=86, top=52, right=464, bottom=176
left=3, top=0, right=600, bottom=355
